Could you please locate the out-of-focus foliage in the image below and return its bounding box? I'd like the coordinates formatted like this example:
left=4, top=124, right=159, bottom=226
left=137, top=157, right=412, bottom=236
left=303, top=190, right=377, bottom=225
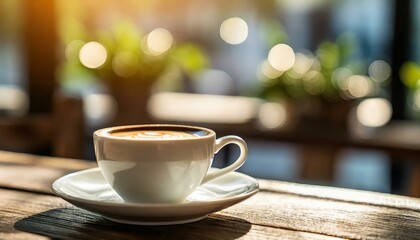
left=400, top=62, right=420, bottom=90
left=258, top=33, right=388, bottom=102
left=58, top=21, right=209, bottom=92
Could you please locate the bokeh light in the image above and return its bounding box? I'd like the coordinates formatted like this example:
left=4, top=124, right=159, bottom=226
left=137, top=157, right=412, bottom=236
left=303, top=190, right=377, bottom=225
left=112, top=51, right=140, bottom=78
left=332, top=68, right=353, bottom=90
left=79, top=41, right=107, bottom=69
left=356, top=98, right=392, bottom=127
left=268, top=44, right=295, bottom=72
left=65, top=40, right=84, bottom=62
left=400, top=62, right=420, bottom=89
left=195, top=69, right=234, bottom=95
left=146, top=28, right=173, bottom=55
left=303, top=70, right=325, bottom=95
left=148, top=92, right=259, bottom=124
left=83, top=93, right=117, bottom=126
left=292, top=53, right=313, bottom=75
left=369, top=60, right=391, bottom=83
left=258, top=102, right=287, bottom=129
left=346, top=75, right=371, bottom=98
left=259, top=59, right=283, bottom=80
left=220, top=17, right=248, bottom=45
left=0, top=86, right=29, bottom=117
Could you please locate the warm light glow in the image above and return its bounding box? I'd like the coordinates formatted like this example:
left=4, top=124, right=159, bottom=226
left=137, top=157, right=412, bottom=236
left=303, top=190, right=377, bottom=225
left=79, top=41, right=107, bottom=69
left=65, top=40, right=84, bottom=62
left=83, top=93, right=117, bottom=125
left=220, top=17, right=248, bottom=45
left=369, top=60, right=391, bottom=83
left=332, top=68, right=353, bottom=90
left=146, top=28, right=173, bottom=55
left=292, top=53, right=313, bottom=75
left=148, top=92, right=260, bottom=123
left=112, top=51, right=140, bottom=78
left=268, top=44, right=295, bottom=71
left=260, top=59, right=283, bottom=80
left=303, top=71, right=325, bottom=95
left=258, top=102, right=287, bottom=129
left=356, top=98, right=392, bottom=127
left=0, top=86, right=29, bottom=117
left=347, top=75, right=371, bottom=98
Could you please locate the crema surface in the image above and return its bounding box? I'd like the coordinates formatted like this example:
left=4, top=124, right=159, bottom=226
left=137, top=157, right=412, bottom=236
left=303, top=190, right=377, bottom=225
left=110, top=130, right=198, bottom=140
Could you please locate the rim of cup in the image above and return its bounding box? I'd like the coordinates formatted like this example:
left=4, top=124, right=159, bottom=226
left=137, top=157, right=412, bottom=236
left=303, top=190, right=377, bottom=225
left=94, top=124, right=216, bottom=142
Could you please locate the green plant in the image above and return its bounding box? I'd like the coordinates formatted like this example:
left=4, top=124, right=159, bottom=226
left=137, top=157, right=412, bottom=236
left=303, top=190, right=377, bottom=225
left=400, top=62, right=420, bottom=90
left=400, top=61, right=420, bottom=117
left=58, top=21, right=208, bottom=93
left=257, top=34, right=383, bottom=102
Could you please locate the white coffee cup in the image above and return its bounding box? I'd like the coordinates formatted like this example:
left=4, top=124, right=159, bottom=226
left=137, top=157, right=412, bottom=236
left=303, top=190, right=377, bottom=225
left=93, top=124, right=248, bottom=203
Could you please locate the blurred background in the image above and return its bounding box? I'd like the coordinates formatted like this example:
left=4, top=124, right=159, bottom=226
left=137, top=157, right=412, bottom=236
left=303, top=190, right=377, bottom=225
left=0, top=0, right=419, bottom=196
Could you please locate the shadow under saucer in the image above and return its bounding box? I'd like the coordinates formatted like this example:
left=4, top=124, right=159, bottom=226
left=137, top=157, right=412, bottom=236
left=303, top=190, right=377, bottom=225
left=14, top=207, right=252, bottom=239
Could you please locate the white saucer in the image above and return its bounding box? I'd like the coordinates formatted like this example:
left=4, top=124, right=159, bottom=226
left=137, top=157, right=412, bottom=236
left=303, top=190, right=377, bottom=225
left=51, top=168, right=259, bottom=225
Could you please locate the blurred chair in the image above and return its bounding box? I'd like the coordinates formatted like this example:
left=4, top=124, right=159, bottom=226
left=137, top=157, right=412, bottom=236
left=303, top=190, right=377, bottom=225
left=0, top=91, right=85, bottom=159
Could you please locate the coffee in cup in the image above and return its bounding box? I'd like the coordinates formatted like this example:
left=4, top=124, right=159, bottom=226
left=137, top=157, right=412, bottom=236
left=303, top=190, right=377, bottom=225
left=93, top=124, right=248, bottom=203
left=109, top=129, right=198, bottom=140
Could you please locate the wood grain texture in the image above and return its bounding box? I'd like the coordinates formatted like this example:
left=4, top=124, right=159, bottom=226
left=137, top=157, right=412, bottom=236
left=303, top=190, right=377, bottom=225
left=222, top=191, right=420, bottom=240
left=0, top=151, right=419, bottom=239
left=0, top=150, right=94, bottom=170
left=0, top=189, right=341, bottom=240
left=0, top=151, right=94, bottom=194
left=0, top=163, right=77, bottom=194
left=259, top=179, right=420, bottom=212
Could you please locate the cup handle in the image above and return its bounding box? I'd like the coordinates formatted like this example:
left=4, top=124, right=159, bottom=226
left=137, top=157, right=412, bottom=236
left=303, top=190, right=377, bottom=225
left=201, top=135, right=248, bottom=184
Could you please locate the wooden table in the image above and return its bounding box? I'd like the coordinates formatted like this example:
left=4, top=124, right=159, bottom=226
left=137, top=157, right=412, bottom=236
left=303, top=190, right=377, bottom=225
left=0, top=150, right=419, bottom=239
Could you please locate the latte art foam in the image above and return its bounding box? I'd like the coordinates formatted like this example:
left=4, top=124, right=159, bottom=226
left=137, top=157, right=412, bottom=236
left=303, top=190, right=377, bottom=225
left=110, top=130, right=198, bottom=140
